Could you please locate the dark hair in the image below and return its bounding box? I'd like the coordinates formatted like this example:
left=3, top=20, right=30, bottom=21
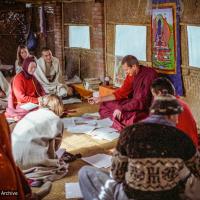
left=41, top=47, right=51, bottom=53
left=151, top=77, right=175, bottom=95
left=121, top=55, right=139, bottom=67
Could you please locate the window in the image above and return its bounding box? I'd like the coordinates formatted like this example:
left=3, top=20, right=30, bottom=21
left=187, top=25, right=200, bottom=68
left=69, top=25, right=90, bottom=49
left=115, top=25, right=147, bottom=61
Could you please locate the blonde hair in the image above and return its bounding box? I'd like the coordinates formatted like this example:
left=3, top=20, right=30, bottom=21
left=16, top=45, right=29, bottom=66
left=41, top=94, right=64, bottom=117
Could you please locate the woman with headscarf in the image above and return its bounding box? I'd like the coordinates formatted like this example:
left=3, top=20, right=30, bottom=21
left=6, top=56, right=45, bottom=121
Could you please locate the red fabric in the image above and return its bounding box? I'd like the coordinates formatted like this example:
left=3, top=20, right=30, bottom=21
left=6, top=72, right=45, bottom=120
left=99, top=66, right=158, bottom=131
left=176, top=97, right=199, bottom=147
left=113, top=75, right=134, bottom=100
left=0, top=114, right=31, bottom=199
left=12, top=73, right=40, bottom=104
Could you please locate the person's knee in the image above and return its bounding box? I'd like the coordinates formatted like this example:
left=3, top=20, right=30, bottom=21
left=78, top=165, right=94, bottom=181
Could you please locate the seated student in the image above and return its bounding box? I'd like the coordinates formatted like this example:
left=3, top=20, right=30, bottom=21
left=151, top=77, right=199, bottom=147
left=0, top=113, right=31, bottom=200
left=88, top=55, right=158, bottom=131
left=15, top=45, right=30, bottom=74
left=12, top=94, right=68, bottom=185
left=6, top=56, right=45, bottom=120
left=12, top=94, right=64, bottom=167
left=35, top=47, right=73, bottom=97
left=0, top=71, right=9, bottom=99
left=79, top=92, right=200, bottom=200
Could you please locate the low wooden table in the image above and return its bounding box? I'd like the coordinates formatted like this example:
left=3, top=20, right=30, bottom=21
left=71, top=83, right=93, bottom=99
left=99, top=85, right=118, bottom=97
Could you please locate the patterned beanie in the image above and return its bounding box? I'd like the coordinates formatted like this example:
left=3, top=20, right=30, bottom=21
left=150, top=90, right=183, bottom=115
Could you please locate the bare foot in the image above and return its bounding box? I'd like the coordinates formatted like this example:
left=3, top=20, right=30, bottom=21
left=0, top=90, right=6, bottom=98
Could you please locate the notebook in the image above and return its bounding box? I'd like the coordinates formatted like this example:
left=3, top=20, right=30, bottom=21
left=20, top=103, right=38, bottom=111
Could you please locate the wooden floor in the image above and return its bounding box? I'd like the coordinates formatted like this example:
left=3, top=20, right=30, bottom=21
left=37, top=102, right=117, bottom=200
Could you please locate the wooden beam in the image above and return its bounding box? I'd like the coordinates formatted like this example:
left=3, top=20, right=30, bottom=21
left=16, top=0, right=58, bottom=3
left=16, top=0, right=95, bottom=3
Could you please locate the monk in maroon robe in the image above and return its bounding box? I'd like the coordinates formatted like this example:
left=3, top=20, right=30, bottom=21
left=89, top=55, right=158, bottom=131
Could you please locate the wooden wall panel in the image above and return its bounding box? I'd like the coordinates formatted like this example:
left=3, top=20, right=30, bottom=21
left=64, top=48, right=97, bottom=79
left=63, top=2, right=93, bottom=24
left=180, top=0, right=200, bottom=24
left=106, top=0, right=150, bottom=24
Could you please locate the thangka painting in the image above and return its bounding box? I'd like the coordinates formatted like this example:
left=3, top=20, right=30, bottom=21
left=114, top=56, right=125, bottom=87
left=151, top=3, right=176, bottom=74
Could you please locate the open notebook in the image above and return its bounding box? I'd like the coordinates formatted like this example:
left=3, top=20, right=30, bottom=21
left=20, top=103, right=38, bottom=111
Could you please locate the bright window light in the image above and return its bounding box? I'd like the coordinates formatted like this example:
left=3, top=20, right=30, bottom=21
left=69, top=25, right=90, bottom=49
left=115, top=25, right=147, bottom=61
left=187, top=25, right=200, bottom=68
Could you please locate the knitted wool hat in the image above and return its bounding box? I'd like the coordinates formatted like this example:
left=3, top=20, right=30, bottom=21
left=150, top=90, right=183, bottom=115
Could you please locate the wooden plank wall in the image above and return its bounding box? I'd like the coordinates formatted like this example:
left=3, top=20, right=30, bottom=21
left=63, top=1, right=105, bottom=79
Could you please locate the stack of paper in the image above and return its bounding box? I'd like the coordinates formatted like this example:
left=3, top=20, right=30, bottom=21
left=62, top=98, right=82, bottom=105
left=83, top=78, right=101, bottom=90
left=65, top=182, right=83, bottom=199
left=82, top=154, right=112, bottom=168
left=61, top=116, right=118, bottom=141
left=20, top=103, right=38, bottom=111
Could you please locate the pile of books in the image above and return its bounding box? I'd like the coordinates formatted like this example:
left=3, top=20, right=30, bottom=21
left=83, top=78, right=102, bottom=91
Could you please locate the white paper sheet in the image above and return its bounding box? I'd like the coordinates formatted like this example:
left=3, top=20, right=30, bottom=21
left=92, top=131, right=119, bottom=141
left=95, top=118, right=113, bottom=128
left=65, top=182, right=83, bottom=199
left=91, top=127, right=117, bottom=135
left=62, top=98, right=82, bottom=105
left=56, top=148, right=66, bottom=159
left=20, top=103, right=38, bottom=111
left=82, top=154, right=112, bottom=168
left=6, top=118, right=16, bottom=123
left=62, top=118, right=76, bottom=129
left=82, top=112, right=100, bottom=119
left=73, top=117, right=97, bottom=125
left=67, top=124, right=95, bottom=134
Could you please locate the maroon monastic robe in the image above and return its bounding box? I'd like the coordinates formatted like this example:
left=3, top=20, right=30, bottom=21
left=99, top=66, right=158, bottom=131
